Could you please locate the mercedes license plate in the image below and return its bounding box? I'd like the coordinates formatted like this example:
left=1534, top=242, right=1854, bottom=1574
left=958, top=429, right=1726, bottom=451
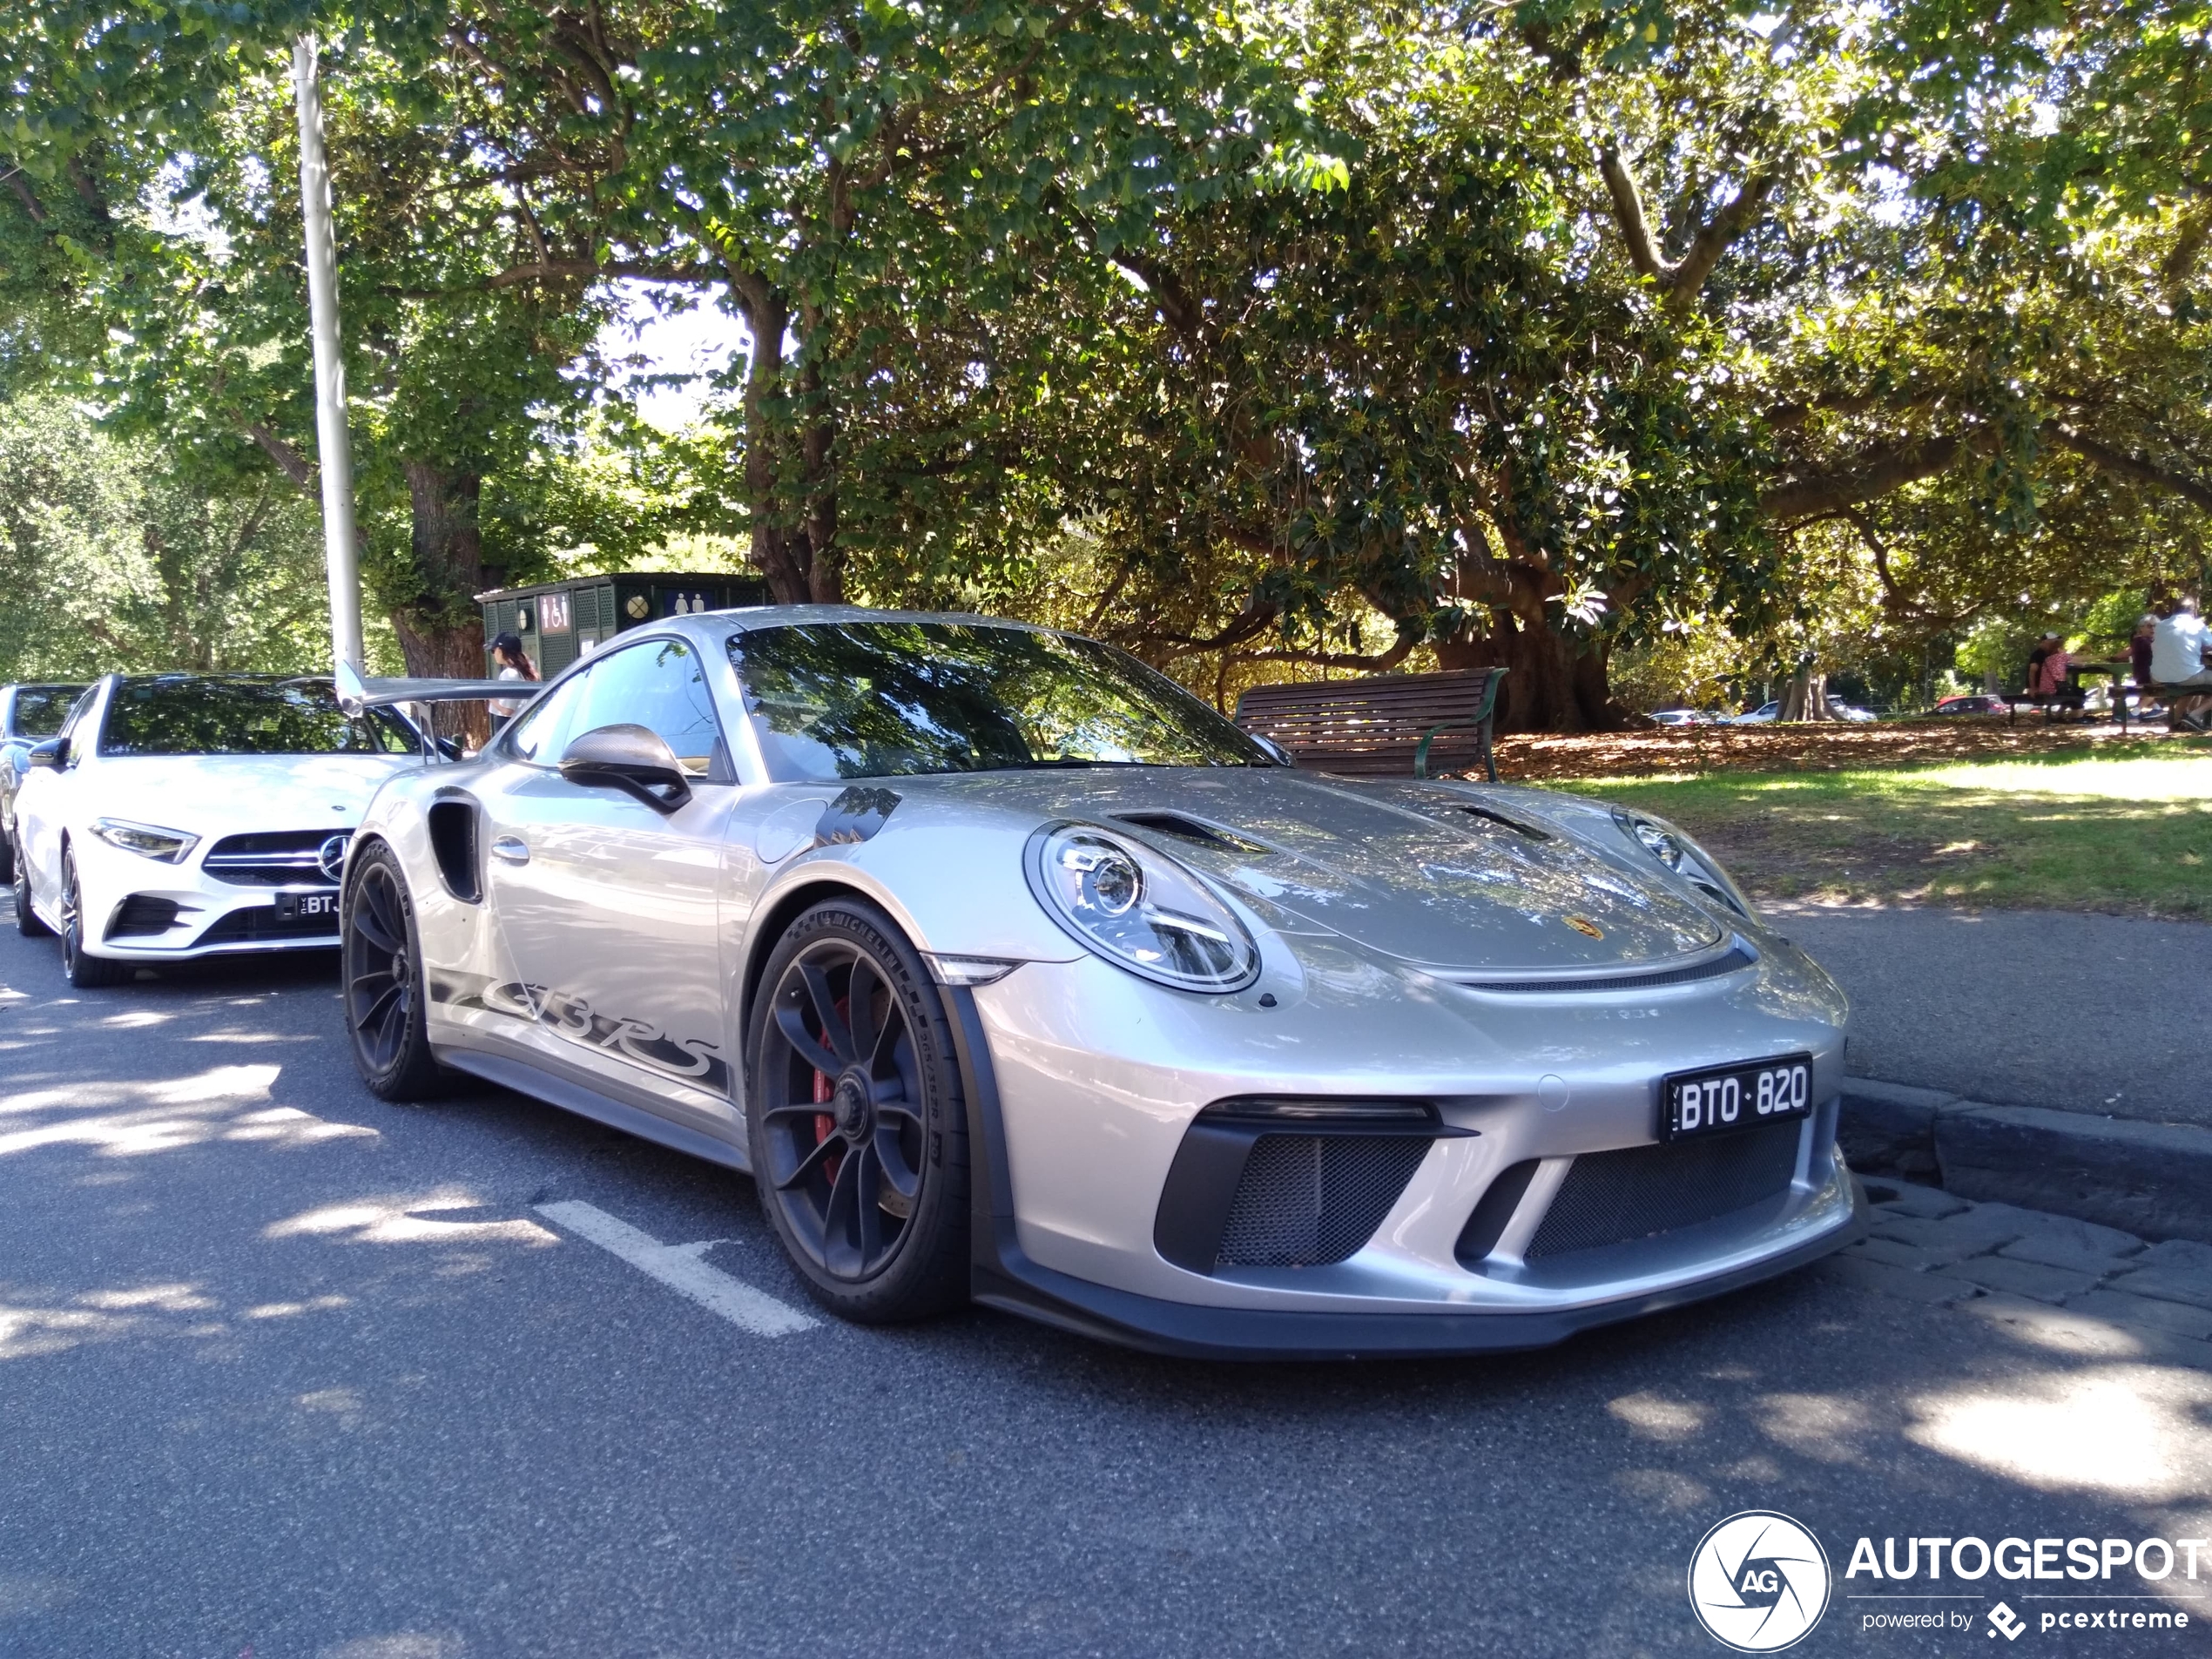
left=278, top=891, right=340, bottom=923
left=1662, top=1054, right=1813, bottom=1142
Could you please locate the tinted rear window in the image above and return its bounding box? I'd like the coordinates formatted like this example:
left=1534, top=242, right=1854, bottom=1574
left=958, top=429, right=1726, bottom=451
left=100, top=678, right=415, bottom=757
left=9, top=686, right=84, bottom=738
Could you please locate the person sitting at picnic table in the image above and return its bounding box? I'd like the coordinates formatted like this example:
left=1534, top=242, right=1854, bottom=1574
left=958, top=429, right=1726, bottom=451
left=2026, top=633, right=2070, bottom=697
left=2132, top=613, right=2160, bottom=696
left=2151, top=597, right=2212, bottom=730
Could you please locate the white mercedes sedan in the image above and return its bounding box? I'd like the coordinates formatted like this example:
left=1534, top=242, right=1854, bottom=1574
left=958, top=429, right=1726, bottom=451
left=10, top=674, right=424, bottom=987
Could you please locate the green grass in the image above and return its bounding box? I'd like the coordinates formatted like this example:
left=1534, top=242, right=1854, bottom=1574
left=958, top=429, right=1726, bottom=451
left=1590, top=738, right=2212, bottom=917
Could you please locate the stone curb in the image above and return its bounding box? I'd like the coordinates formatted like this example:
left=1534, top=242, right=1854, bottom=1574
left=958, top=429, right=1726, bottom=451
left=1841, top=1079, right=2212, bottom=1246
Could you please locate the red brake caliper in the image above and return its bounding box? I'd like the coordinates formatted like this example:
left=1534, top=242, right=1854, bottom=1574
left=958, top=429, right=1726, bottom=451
left=810, top=996, right=848, bottom=1184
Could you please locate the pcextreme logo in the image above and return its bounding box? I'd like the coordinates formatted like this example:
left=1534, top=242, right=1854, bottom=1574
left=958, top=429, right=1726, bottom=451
left=1689, top=1511, right=1834, bottom=1652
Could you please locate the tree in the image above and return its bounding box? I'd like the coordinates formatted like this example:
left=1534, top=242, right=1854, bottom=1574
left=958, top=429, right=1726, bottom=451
left=0, top=392, right=338, bottom=678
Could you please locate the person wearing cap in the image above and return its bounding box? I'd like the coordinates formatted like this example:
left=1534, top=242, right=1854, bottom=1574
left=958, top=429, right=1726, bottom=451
left=488, top=631, right=539, bottom=734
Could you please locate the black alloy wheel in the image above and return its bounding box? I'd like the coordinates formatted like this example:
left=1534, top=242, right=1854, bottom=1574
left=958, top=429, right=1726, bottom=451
left=747, top=899, right=969, bottom=1321
left=343, top=843, right=444, bottom=1100
left=60, top=850, right=130, bottom=988
left=12, top=834, right=50, bottom=938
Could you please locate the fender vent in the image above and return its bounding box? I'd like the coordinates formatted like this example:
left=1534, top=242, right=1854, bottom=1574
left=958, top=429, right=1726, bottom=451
left=428, top=799, right=481, bottom=903
left=1523, top=1122, right=1802, bottom=1260
left=1109, top=813, right=1267, bottom=853
left=1215, top=1135, right=1432, bottom=1267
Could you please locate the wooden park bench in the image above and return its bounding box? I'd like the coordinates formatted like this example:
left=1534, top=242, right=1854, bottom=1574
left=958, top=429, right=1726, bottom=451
left=1233, top=668, right=1508, bottom=782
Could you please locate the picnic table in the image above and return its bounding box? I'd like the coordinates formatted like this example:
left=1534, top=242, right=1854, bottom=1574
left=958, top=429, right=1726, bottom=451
left=2004, top=659, right=2143, bottom=728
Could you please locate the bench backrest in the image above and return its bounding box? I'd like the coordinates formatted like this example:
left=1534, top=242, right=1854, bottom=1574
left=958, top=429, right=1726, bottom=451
left=1234, top=669, right=1505, bottom=776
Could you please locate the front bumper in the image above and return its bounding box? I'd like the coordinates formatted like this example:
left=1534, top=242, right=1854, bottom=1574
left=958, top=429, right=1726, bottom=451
left=973, top=1179, right=1866, bottom=1359
left=74, top=835, right=344, bottom=959
left=947, top=927, right=1863, bottom=1356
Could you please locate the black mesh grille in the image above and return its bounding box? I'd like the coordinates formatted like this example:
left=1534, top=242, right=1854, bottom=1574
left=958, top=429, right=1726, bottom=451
left=196, top=905, right=340, bottom=945
left=1524, top=1123, right=1802, bottom=1260
left=105, top=894, right=185, bottom=939
left=1216, top=1135, right=1432, bottom=1267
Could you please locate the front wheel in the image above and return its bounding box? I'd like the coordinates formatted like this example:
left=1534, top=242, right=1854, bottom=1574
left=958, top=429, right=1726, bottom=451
left=746, top=898, right=970, bottom=1322
left=60, top=852, right=131, bottom=988
left=12, top=835, right=51, bottom=938
left=343, top=843, right=446, bottom=1100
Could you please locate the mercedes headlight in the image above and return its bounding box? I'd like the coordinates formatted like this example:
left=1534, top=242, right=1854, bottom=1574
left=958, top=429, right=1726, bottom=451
left=1026, top=823, right=1260, bottom=993
left=1609, top=808, right=1751, bottom=917
left=89, top=817, right=199, bottom=864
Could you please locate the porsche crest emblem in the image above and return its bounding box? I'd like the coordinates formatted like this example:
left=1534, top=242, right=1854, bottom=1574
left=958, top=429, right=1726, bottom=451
left=1565, top=916, right=1604, bottom=940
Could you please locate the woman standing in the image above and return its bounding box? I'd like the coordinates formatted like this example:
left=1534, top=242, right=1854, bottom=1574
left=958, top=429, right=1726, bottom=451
left=488, top=631, right=539, bottom=736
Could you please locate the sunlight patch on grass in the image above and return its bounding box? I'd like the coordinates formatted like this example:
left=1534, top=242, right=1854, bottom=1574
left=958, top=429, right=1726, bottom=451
left=1584, top=741, right=2212, bottom=918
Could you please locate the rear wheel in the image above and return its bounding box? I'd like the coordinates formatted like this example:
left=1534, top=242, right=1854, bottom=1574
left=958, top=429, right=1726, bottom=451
left=746, top=898, right=969, bottom=1322
left=11, top=835, right=50, bottom=938
left=343, top=843, right=445, bottom=1100
left=60, top=851, right=131, bottom=988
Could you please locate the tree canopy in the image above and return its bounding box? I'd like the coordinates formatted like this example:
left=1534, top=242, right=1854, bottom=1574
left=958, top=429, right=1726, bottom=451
left=2, top=0, right=2206, bottom=725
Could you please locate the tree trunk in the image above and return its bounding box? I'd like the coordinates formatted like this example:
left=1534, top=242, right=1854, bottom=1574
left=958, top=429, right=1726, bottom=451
left=1778, top=662, right=1834, bottom=721
left=1437, top=613, right=1626, bottom=733
left=392, top=462, right=496, bottom=746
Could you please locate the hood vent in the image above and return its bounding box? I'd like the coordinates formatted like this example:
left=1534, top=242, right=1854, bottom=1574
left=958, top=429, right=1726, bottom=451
left=1109, top=813, right=1267, bottom=854
left=1454, top=805, right=1551, bottom=841
left=1454, top=941, right=1757, bottom=995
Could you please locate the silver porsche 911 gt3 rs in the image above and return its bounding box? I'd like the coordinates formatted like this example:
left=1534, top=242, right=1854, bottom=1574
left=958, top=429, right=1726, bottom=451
left=338, top=607, right=1863, bottom=1357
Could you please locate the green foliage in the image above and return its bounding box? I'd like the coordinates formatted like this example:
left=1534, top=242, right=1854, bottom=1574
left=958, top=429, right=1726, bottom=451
left=0, top=393, right=335, bottom=678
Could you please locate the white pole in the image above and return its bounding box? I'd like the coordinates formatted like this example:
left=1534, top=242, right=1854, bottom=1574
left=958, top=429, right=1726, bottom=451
left=292, top=33, right=364, bottom=671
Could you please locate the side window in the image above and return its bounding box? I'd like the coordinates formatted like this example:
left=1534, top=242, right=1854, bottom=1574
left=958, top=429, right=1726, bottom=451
left=506, top=671, right=591, bottom=765
left=570, top=637, right=727, bottom=778
left=59, top=686, right=99, bottom=766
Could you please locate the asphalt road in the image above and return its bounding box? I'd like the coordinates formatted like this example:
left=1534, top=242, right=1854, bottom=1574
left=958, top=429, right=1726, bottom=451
left=3, top=918, right=2209, bottom=1658
left=1776, top=906, right=2212, bottom=1129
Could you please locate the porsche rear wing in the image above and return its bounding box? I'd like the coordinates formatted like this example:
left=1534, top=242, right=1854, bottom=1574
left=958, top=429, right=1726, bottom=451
left=334, top=659, right=545, bottom=715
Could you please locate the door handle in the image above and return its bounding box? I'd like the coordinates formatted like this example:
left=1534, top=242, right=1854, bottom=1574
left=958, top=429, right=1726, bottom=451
left=489, top=835, right=529, bottom=865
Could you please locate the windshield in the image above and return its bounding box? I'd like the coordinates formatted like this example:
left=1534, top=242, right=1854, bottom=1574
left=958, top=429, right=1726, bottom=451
left=10, top=685, right=84, bottom=738
left=99, top=678, right=417, bottom=757
left=727, top=621, right=1276, bottom=780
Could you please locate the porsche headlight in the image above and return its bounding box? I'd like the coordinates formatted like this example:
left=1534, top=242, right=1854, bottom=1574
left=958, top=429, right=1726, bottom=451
left=1610, top=807, right=1750, bottom=917
left=1026, top=824, right=1259, bottom=993
left=89, top=817, right=199, bottom=864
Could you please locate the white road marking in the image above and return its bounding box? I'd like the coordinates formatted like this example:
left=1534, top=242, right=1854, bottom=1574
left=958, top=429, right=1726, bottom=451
left=535, top=1201, right=819, bottom=1338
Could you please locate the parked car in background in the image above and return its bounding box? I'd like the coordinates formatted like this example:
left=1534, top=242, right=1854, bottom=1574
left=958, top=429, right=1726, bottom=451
left=10, top=674, right=425, bottom=987
left=1731, top=701, right=1781, bottom=725
left=1649, top=708, right=1721, bottom=726
left=1931, top=694, right=2007, bottom=716
left=336, top=608, right=1862, bottom=1358
left=0, top=682, right=90, bottom=884
left=1829, top=702, right=1878, bottom=723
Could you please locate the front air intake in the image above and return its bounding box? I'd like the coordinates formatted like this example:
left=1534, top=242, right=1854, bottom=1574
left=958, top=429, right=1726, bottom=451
left=1213, top=1134, right=1433, bottom=1268
left=1522, top=1122, right=1802, bottom=1260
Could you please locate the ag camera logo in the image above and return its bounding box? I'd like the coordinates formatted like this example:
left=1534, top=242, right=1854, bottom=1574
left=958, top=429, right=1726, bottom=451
left=1689, top=1511, right=1832, bottom=1651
